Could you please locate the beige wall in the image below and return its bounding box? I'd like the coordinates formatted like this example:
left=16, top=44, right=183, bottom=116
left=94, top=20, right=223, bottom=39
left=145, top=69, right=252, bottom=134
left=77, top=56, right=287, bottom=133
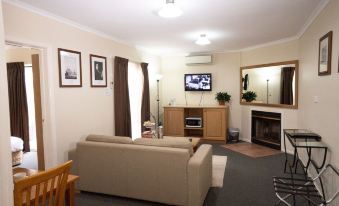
left=161, top=53, right=242, bottom=130
left=239, top=40, right=299, bottom=153
left=298, top=0, right=339, bottom=204
left=0, top=1, right=14, bottom=205
left=1, top=0, right=338, bottom=204
left=161, top=40, right=299, bottom=148
left=5, top=47, right=40, bottom=64
left=161, top=1, right=338, bottom=203
left=240, top=40, right=299, bottom=66
left=2, top=2, right=161, bottom=166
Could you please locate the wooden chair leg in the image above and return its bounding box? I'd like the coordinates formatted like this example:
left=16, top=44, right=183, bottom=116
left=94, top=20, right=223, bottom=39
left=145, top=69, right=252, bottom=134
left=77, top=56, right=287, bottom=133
left=65, top=182, right=75, bottom=206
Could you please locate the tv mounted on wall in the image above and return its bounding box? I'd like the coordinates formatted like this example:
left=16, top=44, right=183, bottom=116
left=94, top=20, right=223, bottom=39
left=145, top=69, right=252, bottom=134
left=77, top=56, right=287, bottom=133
left=185, top=73, right=212, bottom=91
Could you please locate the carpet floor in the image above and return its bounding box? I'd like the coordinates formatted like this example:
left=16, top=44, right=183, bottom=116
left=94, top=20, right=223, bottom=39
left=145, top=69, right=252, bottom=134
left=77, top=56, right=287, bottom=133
left=75, top=142, right=292, bottom=206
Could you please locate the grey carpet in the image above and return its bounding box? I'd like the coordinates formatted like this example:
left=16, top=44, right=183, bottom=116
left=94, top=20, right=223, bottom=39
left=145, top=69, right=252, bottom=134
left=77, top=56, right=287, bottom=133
left=75, top=142, right=294, bottom=206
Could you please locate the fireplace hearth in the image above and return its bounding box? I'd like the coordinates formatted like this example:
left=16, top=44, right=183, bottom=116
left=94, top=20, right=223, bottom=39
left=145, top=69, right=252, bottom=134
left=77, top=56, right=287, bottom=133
left=251, top=110, right=281, bottom=150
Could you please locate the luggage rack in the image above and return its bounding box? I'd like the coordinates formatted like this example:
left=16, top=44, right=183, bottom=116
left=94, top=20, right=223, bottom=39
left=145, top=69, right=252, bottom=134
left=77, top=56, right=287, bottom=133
left=273, top=161, right=339, bottom=206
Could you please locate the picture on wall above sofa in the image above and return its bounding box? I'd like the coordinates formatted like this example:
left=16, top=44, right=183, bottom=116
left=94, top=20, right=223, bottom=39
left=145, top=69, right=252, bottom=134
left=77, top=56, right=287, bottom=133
left=58, top=48, right=82, bottom=87
left=90, top=54, right=107, bottom=87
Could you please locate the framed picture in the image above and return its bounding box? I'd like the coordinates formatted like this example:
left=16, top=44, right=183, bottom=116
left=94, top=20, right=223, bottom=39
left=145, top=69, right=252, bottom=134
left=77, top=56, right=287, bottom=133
left=58, top=48, right=82, bottom=87
left=318, top=31, right=332, bottom=76
left=90, top=54, right=107, bottom=87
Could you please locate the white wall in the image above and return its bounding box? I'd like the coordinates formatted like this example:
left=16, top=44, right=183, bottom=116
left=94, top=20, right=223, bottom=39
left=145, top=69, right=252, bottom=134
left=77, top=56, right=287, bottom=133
left=0, top=1, right=14, bottom=205
left=298, top=0, right=339, bottom=204
left=2, top=2, right=161, bottom=166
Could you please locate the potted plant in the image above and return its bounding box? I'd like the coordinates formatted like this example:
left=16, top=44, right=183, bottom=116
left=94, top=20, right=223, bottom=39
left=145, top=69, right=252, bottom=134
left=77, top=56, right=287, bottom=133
left=242, top=91, right=257, bottom=102
left=215, top=92, right=231, bottom=105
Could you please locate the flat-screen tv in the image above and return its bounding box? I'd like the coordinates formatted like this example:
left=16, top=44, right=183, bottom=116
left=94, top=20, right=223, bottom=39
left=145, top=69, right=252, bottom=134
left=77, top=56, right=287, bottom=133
left=185, top=73, right=212, bottom=91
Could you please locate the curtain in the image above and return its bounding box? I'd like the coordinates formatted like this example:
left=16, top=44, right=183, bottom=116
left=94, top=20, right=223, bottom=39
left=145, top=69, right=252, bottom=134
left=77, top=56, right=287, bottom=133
left=7, top=62, right=30, bottom=152
left=280, top=67, right=295, bottom=105
left=114, top=57, right=131, bottom=137
left=140, top=63, right=150, bottom=132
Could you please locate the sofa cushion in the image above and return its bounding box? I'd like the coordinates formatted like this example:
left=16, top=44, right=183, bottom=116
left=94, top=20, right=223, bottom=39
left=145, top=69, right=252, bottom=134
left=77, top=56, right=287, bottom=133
left=133, top=138, right=193, bottom=155
left=86, top=135, right=133, bottom=144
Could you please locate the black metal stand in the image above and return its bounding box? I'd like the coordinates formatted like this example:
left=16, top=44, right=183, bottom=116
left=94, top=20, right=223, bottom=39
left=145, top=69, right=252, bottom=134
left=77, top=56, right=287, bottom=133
left=283, top=129, right=327, bottom=175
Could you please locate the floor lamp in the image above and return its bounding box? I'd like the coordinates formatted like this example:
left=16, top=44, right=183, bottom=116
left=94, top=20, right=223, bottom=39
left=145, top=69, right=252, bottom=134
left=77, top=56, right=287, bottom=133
left=266, top=79, right=269, bottom=104
left=155, top=74, right=163, bottom=138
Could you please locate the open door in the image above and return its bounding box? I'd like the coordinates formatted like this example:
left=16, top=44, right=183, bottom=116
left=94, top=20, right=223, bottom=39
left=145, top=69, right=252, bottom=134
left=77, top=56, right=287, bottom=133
left=31, top=54, right=45, bottom=170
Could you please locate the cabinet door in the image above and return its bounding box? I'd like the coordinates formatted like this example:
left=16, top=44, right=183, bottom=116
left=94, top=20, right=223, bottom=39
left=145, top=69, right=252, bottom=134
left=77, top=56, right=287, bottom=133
left=203, top=108, right=226, bottom=140
left=164, top=108, right=184, bottom=136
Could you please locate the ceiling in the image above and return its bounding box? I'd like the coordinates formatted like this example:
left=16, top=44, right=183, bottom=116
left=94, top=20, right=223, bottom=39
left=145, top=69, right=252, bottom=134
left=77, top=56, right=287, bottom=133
left=7, top=0, right=325, bottom=55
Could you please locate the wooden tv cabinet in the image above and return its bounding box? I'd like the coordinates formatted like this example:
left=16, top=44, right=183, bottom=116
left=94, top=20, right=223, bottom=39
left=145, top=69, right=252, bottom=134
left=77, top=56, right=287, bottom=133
left=163, top=105, right=228, bottom=142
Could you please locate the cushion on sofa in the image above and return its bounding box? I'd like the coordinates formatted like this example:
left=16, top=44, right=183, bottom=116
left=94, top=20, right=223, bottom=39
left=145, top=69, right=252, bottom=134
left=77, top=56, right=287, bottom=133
left=86, top=135, right=133, bottom=144
left=133, top=138, right=193, bottom=155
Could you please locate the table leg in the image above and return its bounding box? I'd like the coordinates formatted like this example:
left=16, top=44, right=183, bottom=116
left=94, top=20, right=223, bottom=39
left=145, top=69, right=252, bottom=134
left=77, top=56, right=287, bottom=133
left=65, top=182, right=75, bottom=206
left=294, top=149, right=300, bottom=174
left=283, top=132, right=289, bottom=173
left=305, top=148, right=312, bottom=174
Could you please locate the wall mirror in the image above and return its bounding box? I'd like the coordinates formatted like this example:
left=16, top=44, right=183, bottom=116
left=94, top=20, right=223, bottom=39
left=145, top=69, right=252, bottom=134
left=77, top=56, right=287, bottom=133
left=240, top=60, right=298, bottom=109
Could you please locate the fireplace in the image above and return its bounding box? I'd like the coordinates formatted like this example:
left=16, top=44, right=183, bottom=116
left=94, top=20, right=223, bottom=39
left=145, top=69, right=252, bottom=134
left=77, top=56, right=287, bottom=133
left=251, top=110, right=281, bottom=150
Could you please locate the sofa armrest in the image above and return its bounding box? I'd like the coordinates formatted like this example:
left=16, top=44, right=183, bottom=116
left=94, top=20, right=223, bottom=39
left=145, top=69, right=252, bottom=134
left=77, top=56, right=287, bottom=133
left=188, top=144, right=212, bottom=206
left=68, top=148, right=77, bottom=175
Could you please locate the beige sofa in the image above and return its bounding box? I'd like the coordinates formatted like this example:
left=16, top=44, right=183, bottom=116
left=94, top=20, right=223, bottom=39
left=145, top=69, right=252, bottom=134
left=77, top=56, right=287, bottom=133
left=73, top=135, right=212, bottom=206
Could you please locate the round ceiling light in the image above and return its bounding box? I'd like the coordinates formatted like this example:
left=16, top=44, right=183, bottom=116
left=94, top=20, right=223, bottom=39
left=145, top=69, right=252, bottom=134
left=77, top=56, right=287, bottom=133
left=158, top=0, right=183, bottom=18
left=195, top=34, right=211, bottom=45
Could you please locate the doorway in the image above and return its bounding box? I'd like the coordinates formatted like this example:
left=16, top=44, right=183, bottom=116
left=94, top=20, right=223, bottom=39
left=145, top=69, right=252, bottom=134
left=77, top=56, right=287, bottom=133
left=6, top=45, right=45, bottom=170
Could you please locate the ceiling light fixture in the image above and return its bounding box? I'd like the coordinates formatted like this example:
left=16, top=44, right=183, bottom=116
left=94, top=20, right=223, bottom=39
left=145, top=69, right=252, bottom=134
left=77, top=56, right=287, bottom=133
left=158, top=0, right=183, bottom=18
left=195, top=34, right=211, bottom=45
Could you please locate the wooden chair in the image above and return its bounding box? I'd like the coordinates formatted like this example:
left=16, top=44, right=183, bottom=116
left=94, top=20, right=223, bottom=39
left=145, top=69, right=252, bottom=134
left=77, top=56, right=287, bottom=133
left=14, top=161, right=72, bottom=206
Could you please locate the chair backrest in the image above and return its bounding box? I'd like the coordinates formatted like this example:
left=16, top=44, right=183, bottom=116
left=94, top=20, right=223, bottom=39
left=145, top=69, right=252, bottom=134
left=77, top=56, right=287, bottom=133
left=14, top=161, right=72, bottom=206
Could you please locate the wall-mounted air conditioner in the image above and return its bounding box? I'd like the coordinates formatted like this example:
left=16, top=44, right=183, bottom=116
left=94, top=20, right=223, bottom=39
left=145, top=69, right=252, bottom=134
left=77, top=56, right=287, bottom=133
left=185, top=54, right=213, bottom=65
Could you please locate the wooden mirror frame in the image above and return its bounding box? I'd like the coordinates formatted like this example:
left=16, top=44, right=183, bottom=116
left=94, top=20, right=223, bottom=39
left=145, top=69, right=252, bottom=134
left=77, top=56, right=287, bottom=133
left=240, top=60, right=299, bottom=109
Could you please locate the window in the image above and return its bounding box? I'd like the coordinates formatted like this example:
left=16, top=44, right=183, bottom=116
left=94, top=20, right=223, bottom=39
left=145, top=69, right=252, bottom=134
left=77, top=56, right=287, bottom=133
left=128, top=62, right=144, bottom=140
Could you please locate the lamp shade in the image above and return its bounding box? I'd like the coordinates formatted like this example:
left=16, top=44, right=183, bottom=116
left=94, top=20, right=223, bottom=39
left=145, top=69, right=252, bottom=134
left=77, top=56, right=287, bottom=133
left=195, top=34, right=211, bottom=46
left=155, top=74, right=163, bottom=80
left=158, top=0, right=183, bottom=18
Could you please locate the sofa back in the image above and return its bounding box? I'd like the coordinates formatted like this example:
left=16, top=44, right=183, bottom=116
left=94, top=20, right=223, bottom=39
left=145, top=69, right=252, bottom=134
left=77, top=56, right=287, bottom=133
left=77, top=140, right=190, bottom=205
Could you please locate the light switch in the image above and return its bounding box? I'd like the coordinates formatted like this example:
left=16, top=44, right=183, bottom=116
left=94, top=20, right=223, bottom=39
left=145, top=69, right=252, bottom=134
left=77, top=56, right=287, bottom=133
left=313, top=96, right=319, bottom=103
left=105, top=88, right=112, bottom=96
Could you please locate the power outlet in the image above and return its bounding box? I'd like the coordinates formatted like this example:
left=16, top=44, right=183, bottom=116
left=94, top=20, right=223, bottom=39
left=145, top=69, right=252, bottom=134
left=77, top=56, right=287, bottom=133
left=313, top=96, right=319, bottom=103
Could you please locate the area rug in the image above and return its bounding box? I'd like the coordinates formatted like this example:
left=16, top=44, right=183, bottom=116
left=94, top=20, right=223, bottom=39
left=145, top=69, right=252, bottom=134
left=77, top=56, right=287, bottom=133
left=212, top=155, right=227, bottom=187
left=221, top=142, right=281, bottom=158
